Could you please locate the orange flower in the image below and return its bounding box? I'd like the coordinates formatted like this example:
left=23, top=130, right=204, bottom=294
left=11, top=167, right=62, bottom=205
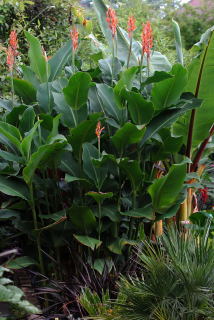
left=106, top=7, right=118, bottom=38
left=95, top=121, right=105, bottom=139
left=9, top=30, right=18, bottom=56
left=70, top=27, right=79, bottom=52
left=127, top=16, right=136, bottom=38
left=6, top=46, right=15, bottom=71
left=141, top=21, right=153, bottom=58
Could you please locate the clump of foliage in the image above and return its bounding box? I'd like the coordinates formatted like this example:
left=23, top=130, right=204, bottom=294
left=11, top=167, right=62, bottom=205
left=0, top=265, right=40, bottom=319
left=80, top=225, right=214, bottom=320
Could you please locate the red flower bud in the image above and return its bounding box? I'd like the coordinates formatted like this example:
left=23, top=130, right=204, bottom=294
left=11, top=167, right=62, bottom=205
left=141, top=21, right=153, bottom=58
left=127, top=16, right=136, bottom=38
left=106, top=7, right=118, bottom=38
left=70, top=27, right=79, bottom=52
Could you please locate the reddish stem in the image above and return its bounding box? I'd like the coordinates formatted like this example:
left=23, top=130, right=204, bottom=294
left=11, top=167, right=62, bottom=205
left=191, top=124, right=214, bottom=172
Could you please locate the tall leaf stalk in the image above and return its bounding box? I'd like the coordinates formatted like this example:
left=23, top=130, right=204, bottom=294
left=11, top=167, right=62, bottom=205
left=29, top=182, right=45, bottom=275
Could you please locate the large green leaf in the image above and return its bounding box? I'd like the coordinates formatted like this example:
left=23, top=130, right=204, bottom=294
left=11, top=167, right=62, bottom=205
left=120, top=204, right=153, bottom=219
left=70, top=119, right=99, bottom=156
left=0, top=150, right=23, bottom=163
left=19, top=106, right=36, bottom=134
left=114, top=67, right=138, bottom=108
left=152, top=64, right=187, bottom=110
left=25, top=31, right=50, bottom=83
left=20, top=120, right=41, bottom=160
left=96, top=84, right=125, bottom=124
left=108, top=238, right=136, bottom=255
left=13, top=79, right=36, bottom=104
left=37, top=82, right=54, bottom=114
left=69, top=205, right=96, bottom=234
left=74, top=235, right=102, bottom=250
left=0, top=121, right=21, bottom=150
left=0, top=176, right=29, bottom=200
left=23, top=140, right=67, bottom=184
left=22, top=65, right=40, bottom=89
left=140, top=97, right=202, bottom=146
left=112, top=123, right=145, bottom=153
left=148, top=163, right=186, bottom=213
left=48, top=40, right=72, bottom=81
left=53, top=92, right=76, bottom=127
left=6, top=105, right=27, bottom=126
left=126, top=91, right=154, bottom=125
left=6, top=256, right=37, bottom=269
left=172, top=19, right=183, bottom=65
left=173, top=28, right=214, bottom=148
left=151, top=128, right=183, bottom=161
left=82, top=143, right=107, bottom=190
left=63, top=72, right=92, bottom=110
left=99, top=57, right=122, bottom=84
left=118, top=158, right=143, bottom=191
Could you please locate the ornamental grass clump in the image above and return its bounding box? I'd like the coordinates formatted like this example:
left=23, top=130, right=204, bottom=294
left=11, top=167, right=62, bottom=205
left=117, top=226, right=214, bottom=320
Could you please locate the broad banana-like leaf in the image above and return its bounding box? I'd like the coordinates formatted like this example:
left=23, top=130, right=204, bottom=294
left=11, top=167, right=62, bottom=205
left=173, top=27, right=214, bottom=149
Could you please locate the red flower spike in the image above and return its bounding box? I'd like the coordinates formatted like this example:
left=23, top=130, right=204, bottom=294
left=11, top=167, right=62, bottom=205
left=141, top=21, right=153, bottom=58
left=95, top=121, right=105, bottom=139
left=6, top=46, right=15, bottom=71
left=70, top=27, right=79, bottom=52
left=9, top=30, right=18, bottom=51
left=106, top=7, right=118, bottom=38
left=127, top=16, right=136, bottom=38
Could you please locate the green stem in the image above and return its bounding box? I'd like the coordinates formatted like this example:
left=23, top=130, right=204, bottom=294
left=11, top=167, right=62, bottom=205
left=147, top=55, right=150, bottom=77
left=98, top=137, right=101, bottom=159
left=98, top=200, right=102, bottom=241
left=72, top=49, right=75, bottom=70
left=127, top=37, right=133, bottom=69
left=140, top=54, right=143, bottom=89
left=111, top=37, right=115, bottom=86
left=128, top=190, right=137, bottom=240
left=10, top=70, right=14, bottom=107
left=29, top=182, right=45, bottom=274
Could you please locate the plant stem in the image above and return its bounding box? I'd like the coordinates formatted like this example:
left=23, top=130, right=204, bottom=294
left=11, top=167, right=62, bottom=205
left=186, top=109, right=196, bottom=172
left=72, top=49, right=75, bottom=70
left=154, top=220, right=163, bottom=237
left=191, top=124, right=214, bottom=172
left=10, top=70, right=14, bottom=107
left=129, top=190, right=136, bottom=239
left=127, top=37, right=133, bottom=69
left=185, top=37, right=210, bottom=171
left=139, top=54, right=143, bottom=88
left=111, top=37, right=115, bottom=86
left=178, top=199, right=188, bottom=222
left=29, top=182, right=45, bottom=275
left=98, top=200, right=102, bottom=241
left=98, top=137, right=101, bottom=159
left=147, top=55, right=150, bottom=77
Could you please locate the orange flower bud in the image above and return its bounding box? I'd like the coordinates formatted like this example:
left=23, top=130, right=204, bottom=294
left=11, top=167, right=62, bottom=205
left=141, top=21, right=153, bottom=58
left=70, top=27, right=79, bottom=52
left=106, top=7, right=118, bottom=38
left=127, top=16, right=136, bottom=38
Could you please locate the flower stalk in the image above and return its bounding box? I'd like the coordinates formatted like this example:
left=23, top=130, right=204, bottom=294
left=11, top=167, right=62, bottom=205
left=106, top=7, right=118, bottom=84
left=141, top=21, right=153, bottom=84
left=70, top=26, right=79, bottom=69
left=127, top=16, right=136, bottom=68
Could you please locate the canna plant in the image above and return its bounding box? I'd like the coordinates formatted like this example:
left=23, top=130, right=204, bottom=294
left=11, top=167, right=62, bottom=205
left=0, top=0, right=213, bottom=281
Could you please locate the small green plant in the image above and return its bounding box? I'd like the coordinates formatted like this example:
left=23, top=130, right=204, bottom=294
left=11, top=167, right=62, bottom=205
left=116, top=226, right=214, bottom=320
left=0, top=265, right=40, bottom=319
